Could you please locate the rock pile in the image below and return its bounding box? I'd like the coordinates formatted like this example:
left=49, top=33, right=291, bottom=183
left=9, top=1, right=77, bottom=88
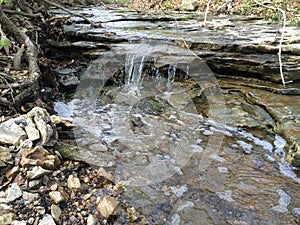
left=0, top=107, right=145, bottom=224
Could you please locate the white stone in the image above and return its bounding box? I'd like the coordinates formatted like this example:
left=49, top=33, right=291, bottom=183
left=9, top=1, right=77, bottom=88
left=6, top=183, right=22, bottom=202
left=36, top=206, right=46, bottom=215
left=86, top=214, right=96, bottom=225
left=12, top=220, right=27, bottom=225
left=38, top=214, right=56, bottom=225
left=67, top=175, right=81, bottom=191
left=25, top=126, right=40, bottom=141
left=27, top=166, right=50, bottom=180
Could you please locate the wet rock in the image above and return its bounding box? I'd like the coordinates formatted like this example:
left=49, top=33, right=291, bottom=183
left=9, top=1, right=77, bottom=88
left=55, top=142, right=115, bottom=167
left=59, top=75, right=79, bottom=87
left=216, top=190, right=235, bottom=202
left=171, top=214, right=180, bottom=225
left=0, top=118, right=27, bottom=145
left=38, top=214, right=56, bottom=225
left=170, top=185, right=187, bottom=198
left=0, top=213, right=15, bottom=224
left=127, top=207, right=138, bottom=222
left=22, top=192, right=40, bottom=203
left=96, top=196, right=119, bottom=218
left=51, top=204, right=62, bottom=220
left=6, top=183, right=22, bottom=202
left=271, top=189, right=290, bottom=213
left=51, top=115, right=73, bottom=128
left=49, top=191, right=65, bottom=204
left=21, top=146, right=60, bottom=170
left=67, top=174, right=81, bottom=191
left=27, top=166, right=50, bottom=180
left=88, top=143, right=108, bottom=152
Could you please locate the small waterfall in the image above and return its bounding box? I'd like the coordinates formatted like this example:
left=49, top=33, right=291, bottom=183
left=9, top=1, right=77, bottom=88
left=167, top=64, right=176, bottom=91
left=124, top=54, right=148, bottom=95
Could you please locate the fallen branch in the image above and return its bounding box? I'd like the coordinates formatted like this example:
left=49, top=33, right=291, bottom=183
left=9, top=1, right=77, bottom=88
left=253, top=0, right=287, bottom=87
left=42, top=0, right=101, bottom=28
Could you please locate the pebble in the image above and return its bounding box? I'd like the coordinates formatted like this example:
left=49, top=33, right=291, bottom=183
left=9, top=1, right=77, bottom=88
left=51, top=204, right=62, bottom=220
left=127, top=207, right=138, bottom=222
left=22, top=192, right=40, bottom=203
left=49, top=191, right=65, bottom=204
left=86, top=214, right=96, bottom=225
left=50, top=183, right=58, bottom=191
left=97, top=167, right=114, bottom=182
left=0, top=213, right=15, bottom=224
left=38, top=214, right=56, bottom=225
left=27, top=166, right=50, bottom=180
left=28, top=180, right=40, bottom=189
left=67, top=174, right=81, bottom=191
left=12, top=220, right=27, bottom=225
left=35, top=206, right=46, bottom=215
left=6, top=183, right=22, bottom=202
left=96, top=196, right=119, bottom=218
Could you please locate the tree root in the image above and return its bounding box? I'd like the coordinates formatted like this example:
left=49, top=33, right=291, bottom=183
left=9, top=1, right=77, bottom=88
left=0, top=9, right=41, bottom=110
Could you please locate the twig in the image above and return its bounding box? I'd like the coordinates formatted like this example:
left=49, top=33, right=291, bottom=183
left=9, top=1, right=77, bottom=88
left=42, top=0, right=102, bottom=28
left=253, top=0, right=287, bottom=87
left=0, top=74, right=15, bottom=104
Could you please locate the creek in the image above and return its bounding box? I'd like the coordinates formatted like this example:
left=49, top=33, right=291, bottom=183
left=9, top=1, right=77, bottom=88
left=52, top=6, right=300, bottom=224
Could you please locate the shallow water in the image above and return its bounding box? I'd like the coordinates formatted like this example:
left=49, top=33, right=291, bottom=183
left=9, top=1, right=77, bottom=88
left=53, top=7, right=300, bottom=224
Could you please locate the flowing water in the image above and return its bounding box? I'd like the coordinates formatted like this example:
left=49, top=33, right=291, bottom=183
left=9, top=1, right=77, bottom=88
left=53, top=8, right=300, bottom=225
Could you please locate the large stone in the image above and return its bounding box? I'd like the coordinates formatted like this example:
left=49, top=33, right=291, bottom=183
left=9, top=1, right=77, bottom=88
left=96, top=196, right=119, bottom=218
left=55, top=142, right=115, bottom=167
left=0, top=118, right=27, bottom=145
